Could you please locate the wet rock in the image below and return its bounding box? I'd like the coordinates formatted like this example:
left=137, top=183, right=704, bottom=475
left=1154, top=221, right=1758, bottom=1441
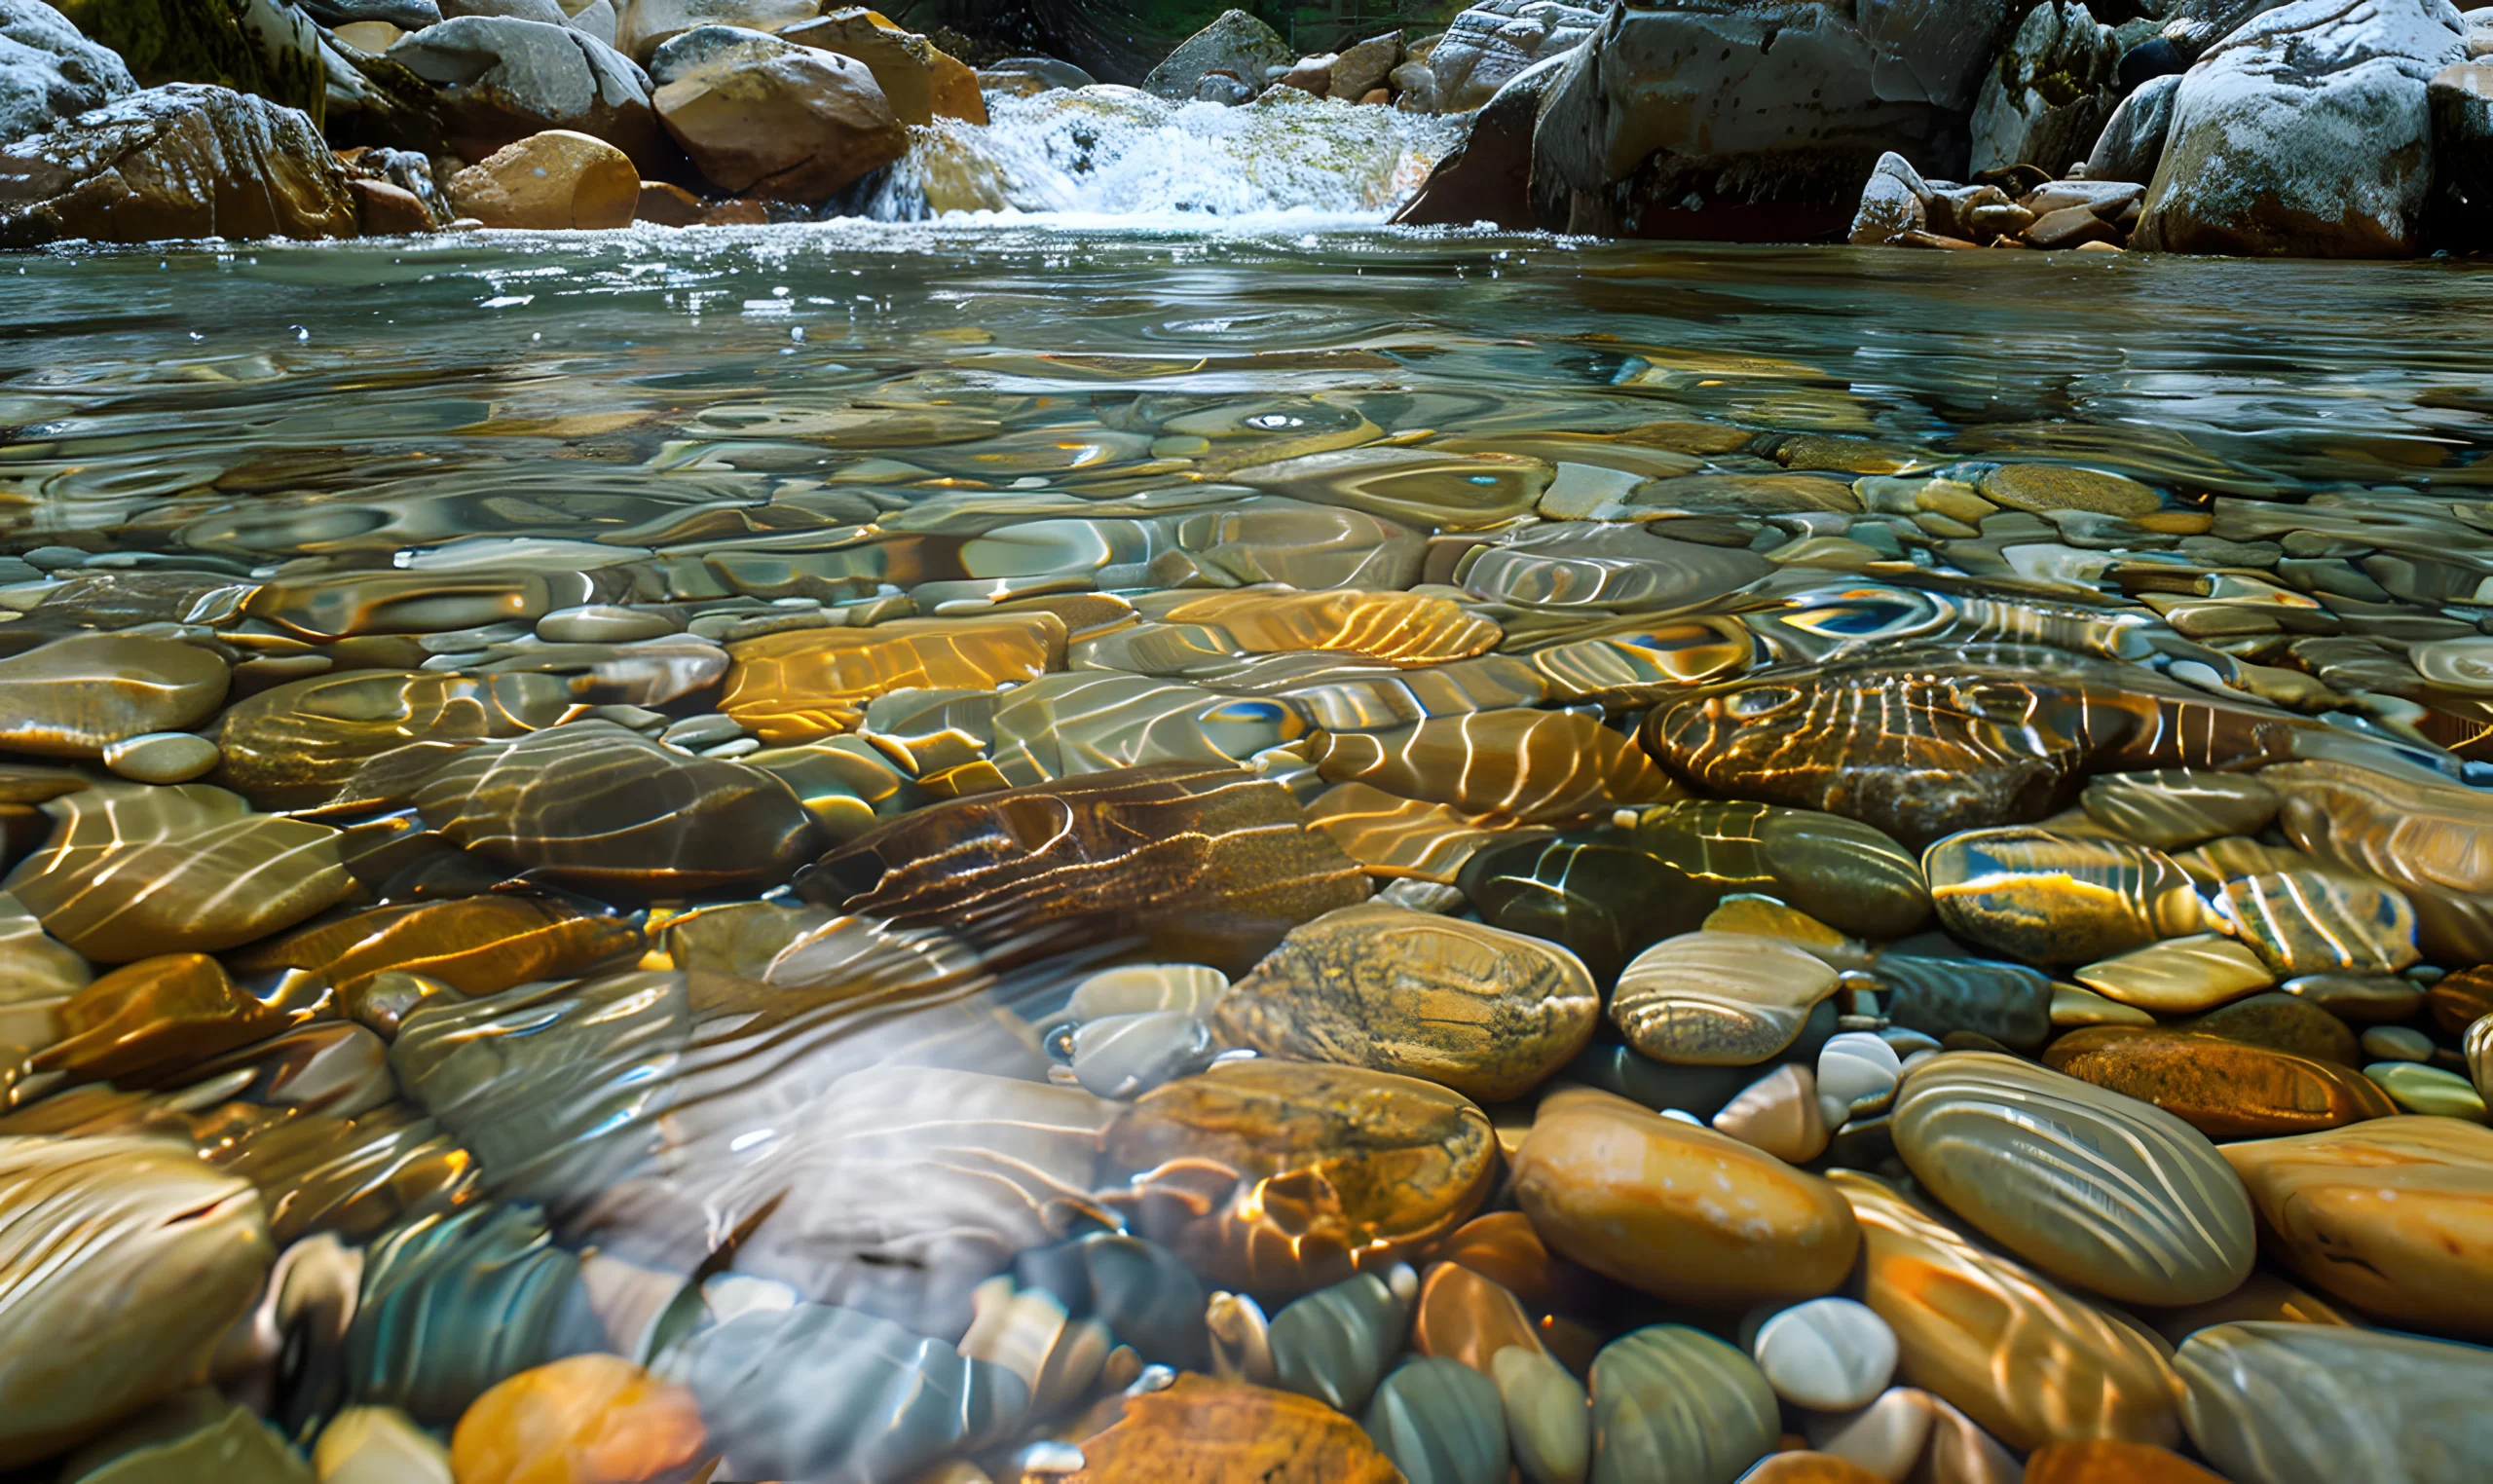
left=2214, top=870, right=2419, bottom=975
left=2434, top=59, right=2493, bottom=233
left=0, top=83, right=354, bottom=245
left=1893, top=1052, right=2255, bottom=1304
left=721, top=613, right=1064, bottom=743
left=1712, top=1063, right=1830, bottom=1164
left=1970, top=0, right=2120, bottom=173
left=2221, top=1115, right=2493, bottom=1339
left=347, top=1203, right=583, bottom=1424
left=1925, top=826, right=2208, bottom=964
left=211, top=670, right=574, bottom=814
left=1848, top=150, right=1931, bottom=244
left=1456, top=834, right=1693, bottom=983
left=1411, top=1261, right=1542, bottom=1374
left=1805, top=1387, right=1936, bottom=1480
left=1426, top=0, right=1603, bottom=112
left=1514, top=1088, right=1860, bottom=1309
left=235, top=893, right=640, bottom=998
left=799, top=762, right=1368, bottom=975
left=2085, top=71, right=2181, bottom=183
left=55, top=1389, right=313, bottom=1483
left=650, top=24, right=906, bottom=200
left=0, top=1136, right=273, bottom=1467
left=610, top=0, right=816, bottom=62
left=2074, top=933, right=2273, bottom=1014
left=1978, top=463, right=2159, bottom=515
left=2175, top=1321, right=2493, bottom=1484
left=452, top=1354, right=704, bottom=1484
left=1392, top=51, right=1566, bottom=227
left=781, top=7, right=985, bottom=127
left=389, top=16, right=660, bottom=164
left=102, top=730, right=221, bottom=783
left=1141, top=8, right=1292, bottom=101
left=1312, top=708, right=1677, bottom=826
left=1587, top=1324, right=1780, bottom=1484
left=1753, top=1297, right=1897, bottom=1411
left=5, top=782, right=349, bottom=960
left=2364, top=1059, right=2488, bottom=1117
left=1610, top=930, right=1841, bottom=1065
left=1159, top=586, right=1502, bottom=665
left=1872, top=953, right=2056, bottom=1051
left=2135, top=0, right=2467, bottom=255
left=0, top=0, right=132, bottom=154
left=1060, top=1373, right=1401, bottom=1483
left=1630, top=798, right=1930, bottom=940
left=32, top=951, right=292, bottom=1085
left=1211, top=902, right=1598, bottom=1101
left=1069, top=1009, right=1216, bottom=1097
left=2044, top=1025, right=2395, bottom=1137
left=1069, top=962, right=1229, bottom=1020
left=2080, top=768, right=2278, bottom=849
left=989, top=674, right=1296, bottom=786
left=1102, top=1059, right=1496, bottom=1295
left=0, top=633, right=224, bottom=758
left=1365, top=1356, right=1507, bottom=1484
left=412, top=720, right=822, bottom=898
left=445, top=127, right=638, bottom=226
left=1234, top=446, right=1548, bottom=529
left=1835, top=1170, right=2184, bottom=1451
left=1460, top=521, right=1771, bottom=609
left=1492, top=1346, right=1589, bottom=1484
left=1011, top=1230, right=1209, bottom=1370
left=1268, top=1272, right=1404, bottom=1412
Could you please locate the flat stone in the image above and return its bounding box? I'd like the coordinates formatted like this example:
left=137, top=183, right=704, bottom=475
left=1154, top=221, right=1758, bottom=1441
left=2278, top=971, right=2423, bottom=1021
left=2136, top=1270, right=2362, bottom=1347
left=720, top=614, right=1065, bottom=743
left=1310, top=707, right=1680, bottom=826
left=1060, top=1374, right=1400, bottom=1483
left=1069, top=1010, right=1216, bottom=1098
left=1103, top=1060, right=1496, bottom=1296
left=2043, top=1026, right=2397, bottom=1138
left=1611, top=931, right=1841, bottom=1066
left=2074, top=933, right=2274, bottom=1013
left=1753, top=1297, right=1897, bottom=1411
left=1740, top=1454, right=1892, bottom=1483
left=100, top=732, right=221, bottom=785
left=31, top=952, right=297, bottom=1087
left=988, top=673, right=1299, bottom=786
left=1628, top=798, right=1930, bottom=940
left=1155, top=587, right=1503, bottom=665
left=1067, top=963, right=1228, bottom=1021
left=450, top=1354, right=702, bottom=1484
left=2051, top=982, right=2156, bottom=1027
left=1304, top=783, right=1509, bottom=885
left=2364, top=1060, right=2489, bottom=1120
left=1925, top=826, right=2211, bottom=965
left=56, top=1390, right=315, bottom=1483
left=1586, top=1325, right=1779, bottom=1484
left=1513, top=1088, right=1860, bottom=1309
left=1362, top=1355, right=1507, bottom=1484
left=234, top=895, right=641, bottom=998
left=1459, top=522, right=1772, bottom=611
left=2266, top=759, right=2493, bottom=963
left=2215, top=870, right=2420, bottom=976
left=1836, top=1170, right=2184, bottom=1452
left=1978, top=464, right=2159, bottom=516
left=1892, top=1052, right=2254, bottom=1305
left=2081, top=768, right=2279, bottom=849
left=1233, top=446, right=1551, bottom=530
left=2176, top=1321, right=2493, bottom=1484
left=0, top=635, right=226, bottom=759
left=210, top=669, right=575, bottom=814
left=2177, top=991, right=2361, bottom=1064
left=1457, top=834, right=1699, bottom=983
left=1873, top=954, right=2055, bottom=1051
left=2363, top=1024, right=2437, bottom=1061
left=2022, top=1439, right=2230, bottom=1482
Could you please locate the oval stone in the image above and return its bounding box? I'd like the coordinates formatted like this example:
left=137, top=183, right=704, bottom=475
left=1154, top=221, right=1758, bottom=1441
left=1752, top=1297, right=1897, bottom=1411
left=1513, top=1088, right=1860, bottom=1310
left=2072, top=933, right=2273, bottom=1015
left=1310, top=707, right=1681, bottom=826
left=1102, top=1060, right=1497, bottom=1296
left=2023, top=1439, right=2231, bottom=1483
left=1587, top=1325, right=1779, bottom=1484
left=1062, top=1374, right=1400, bottom=1484
left=1212, top=902, right=1600, bottom=1101
left=1363, top=1357, right=1508, bottom=1484
left=100, top=731, right=221, bottom=785
left=2220, top=1116, right=2493, bottom=1340
left=2363, top=1061, right=2488, bottom=1121
left=1411, top=1262, right=1543, bottom=1378
left=1609, top=931, right=1840, bottom=1065
left=452, top=1354, right=704, bottom=1484
left=1268, top=1273, right=1403, bottom=1415
left=1892, top=1053, right=2254, bottom=1305
left=2079, top=769, right=2278, bottom=851
left=2042, top=1027, right=2397, bottom=1139
left=0, top=633, right=228, bottom=759
left=1491, top=1347, right=1590, bottom=1484
left=1873, top=953, right=2054, bottom=1052
left=2176, top=1321, right=2493, bottom=1484
left=2215, top=870, right=2419, bottom=977
left=1626, top=798, right=1931, bottom=940
left=1924, top=827, right=2209, bottom=965
left=1835, top=1170, right=2184, bottom=1452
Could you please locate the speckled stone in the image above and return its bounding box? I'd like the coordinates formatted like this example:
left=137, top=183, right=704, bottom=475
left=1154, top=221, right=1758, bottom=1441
left=2042, top=1027, right=2396, bottom=1138
left=1062, top=1374, right=1401, bottom=1483
left=1492, top=1347, right=1590, bottom=1484
left=2216, top=871, right=2419, bottom=977
left=1751, top=1298, right=1897, bottom=1411
left=1587, top=1325, right=1779, bottom=1484
left=1609, top=931, right=1841, bottom=1065
left=1925, top=827, right=2210, bottom=965
left=2176, top=1321, right=2493, bottom=1484
left=1891, top=1053, right=2254, bottom=1305
left=2177, top=991, right=2361, bottom=1065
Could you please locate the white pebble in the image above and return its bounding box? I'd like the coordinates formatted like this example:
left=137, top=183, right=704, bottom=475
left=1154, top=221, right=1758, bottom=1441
left=101, top=731, right=219, bottom=784
left=1752, top=1296, right=1897, bottom=1410
left=1805, top=1387, right=1935, bottom=1481
left=1818, top=1030, right=1902, bottom=1108
left=1068, top=963, right=1227, bottom=1021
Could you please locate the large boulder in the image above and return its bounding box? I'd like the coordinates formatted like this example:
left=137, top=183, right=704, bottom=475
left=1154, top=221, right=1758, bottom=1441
left=1968, top=0, right=2120, bottom=173
left=2133, top=0, right=2467, bottom=256
left=612, top=0, right=815, bottom=63
left=0, top=82, right=354, bottom=243
left=649, top=23, right=902, bottom=199
left=1140, top=7, right=1289, bottom=100
left=388, top=14, right=660, bottom=164
left=1391, top=50, right=1567, bottom=226
left=2159, top=0, right=2294, bottom=60
left=1, top=0, right=134, bottom=143
left=1529, top=0, right=2020, bottom=239
left=780, top=7, right=982, bottom=125
left=48, top=0, right=325, bottom=123
left=1426, top=0, right=1602, bottom=112
left=2084, top=68, right=2179, bottom=181
left=446, top=125, right=635, bottom=223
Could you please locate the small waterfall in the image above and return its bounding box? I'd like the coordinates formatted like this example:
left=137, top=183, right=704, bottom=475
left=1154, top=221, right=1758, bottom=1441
left=865, top=85, right=1468, bottom=223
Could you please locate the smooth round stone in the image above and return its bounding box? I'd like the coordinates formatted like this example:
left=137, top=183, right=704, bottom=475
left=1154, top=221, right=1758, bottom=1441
left=1835, top=1171, right=2184, bottom=1452
left=1740, top=1454, right=1890, bottom=1484
left=2050, top=982, right=2155, bottom=1027
left=2042, top=1027, right=2396, bottom=1139
left=314, top=1406, right=453, bottom=1484
left=1804, top=1388, right=1935, bottom=1482
left=1627, top=798, right=1931, bottom=941
left=99, top=731, right=220, bottom=784
left=1212, top=902, right=1600, bottom=1102
left=1411, top=1262, right=1543, bottom=1374
left=1458, top=835, right=1698, bottom=984
left=1609, top=931, right=1840, bottom=1065
left=1513, top=1088, right=1861, bottom=1310
left=1010, top=1230, right=1209, bottom=1373
left=452, top=1357, right=701, bottom=1484
left=33, top=950, right=295, bottom=1086
left=1069, top=1009, right=1217, bottom=1098
left=1816, top=1031, right=1902, bottom=1113
left=1872, top=954, right=2054, bottom=1051
left=2364, top=1061, right=2489, bottom=1121
left=1924, top=827, right=2209, bottom=965
left=1491, top=1347, right=1590, bottom=1484
left=1363, top=1357, right=1508, bottom=1484
left=1066, top=1374, right=1401, bottom=1482
left=1751, top=1297, right=1897, bottom=1411
left=2177, top=991, right=2360, bottom=1065
left=1269, top=1273, right=1404, bottom=1415
left=1433, top=1210, right=1617, bottom=1318
left=2080, top=769, right=2279, bottom=851
left=2176, top=1321, right=2493, bottom=1484
left=1586, top=1325, right=1779, bottom=1484
left=1711, top=1063, right=1830, bottom=1164
left=2215, top=870, right=2420, bottom=976
left=0, top=633, right=228, bottom=758
left=2023, top=1439, right=2231, bottom=1483
left=2363, top=1024, right=2437, bottom=1062
left=0, top=1137, right=274, bottom=1467
left=1892, top=1053, right=2254, bottom=1305
left=1068, top=963, right=1228, bottom=1021
left=1104, top=1060, right=1497, bottom=1296
left=1917, top=1392, right=2022, bottom=1484
left=536, top=604, right=677, bottom=644
left=2221, top=1116, right=2493, bottom=1340
left=2073, top=933, right=2273, bottom=1014
left=1977, top=463, right=2159, bottom=516
left=2278, top=972, right=2423, bottom=1022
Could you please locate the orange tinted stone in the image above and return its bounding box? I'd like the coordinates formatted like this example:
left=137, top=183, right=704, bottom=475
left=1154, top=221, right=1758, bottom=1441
left=2428, top=967, right=2493, bottom=1034
left=1410, top=1261, right=1544, bottom=1374
left=721, top=614, right=1065, bottom=742
left=2024, top=1439, right=2229, bottom=1483
left=1739, top=1452, right=1890, bottom=1484
left=2042, top=1025, right=2397, bottom=1138
left=449, top=1354, right=705, bottom=1484
left=1063, top=1373, right=1400, bottom=1483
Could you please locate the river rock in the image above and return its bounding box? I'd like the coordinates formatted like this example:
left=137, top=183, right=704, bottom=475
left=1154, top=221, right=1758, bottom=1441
left=1873, top=953, right=2055, bottom=1051
left=1970, top=0, right=2120, bottom=173
left=1893, top=1052, right=2254, bottom=1305
left=443, top=127, right=637, bottom=225
left=52, top=1389, right=312, bottom=1483
left=1925, top=826, right=2209, bottom=964
left=1457, top=834, right=1692, bottom=983
left=611, top=0, right=814, bottom=61
left=2080, top=767, right=2278, bottom=849
left=2134, top=0, right=2468, bottom=255
left=0, top=83, right=355, bottom=245
left=1364, top=1357, right=1507, bottom=1484
left=650, top=24, right=906, bottom=199
left=2366, top=1058, right=2488, bottom=1117
left=1835, top=1170, right=2183, bottom=1450
left=1740, top=1456, right=1890, bottom=1484
left=1712, top=1063, right=1830, bottom=1164
left=2073, top=933, right=2273, bottom=1013
left=2044, top=1026, right=2396, bottom=1136
left=780, top=7, right=984, bottom=126
left=450, top=1354, right=702, bottom=1484
left=2214, top=870, right=2419, bottom=975
left=1312, top=707, right=1678, bottom=825
left=1459, top=521, right=1770, bottom=607
left=210, top=669, right=575, bottom=813
left=1141, top=8, right=1292, bottom=100
left=1492, top=1346, right=1590, bottom=1484
left=235, top=893, right=641, bottom=998
left=2175, top=1320, right=2493, bottom=1484
left=0, top=0, right=132, bottom=150
left=0, top=1136, right=274, bottom=1467
left=389, top=16, right=661, bottom=164
left=721, top=613, right=1064, bottom=742
left=1587, top=1324, right=1779, bottom=1484
left=0, top=634, right=225, bottom=758
left=1805, top=1387, right=1937, bottom=1479
left=1427, top=0, right=1603, bottom=111
left=1629, top=798, right=1930, bottom=939
left=1610, top=930, right=1841, bottom=1065
left=1411, top=1261, right=1543, bottom=1374
left=32, top=951, right=294, bottom=1086
left=1514, top=1087, right=1860, bottom=1308
left=1104, top=1060, right=1496, bottom=1295
left=1752, top=1297, right=1897, bottom=1411
left=1061, top=1373, right=1401, bottom=1483
left=2085, top=71, right=2182, bottom=184
left=988, top=673, right=1297, bottom=786
left=1212, top=902, right=1598, bottom=1100
left=2222, top=1115, right=2493, bottom=1338
left=1392, top=49, right=1568, bottom=227
left=1267, top=1272, right=1404, bottom=1413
